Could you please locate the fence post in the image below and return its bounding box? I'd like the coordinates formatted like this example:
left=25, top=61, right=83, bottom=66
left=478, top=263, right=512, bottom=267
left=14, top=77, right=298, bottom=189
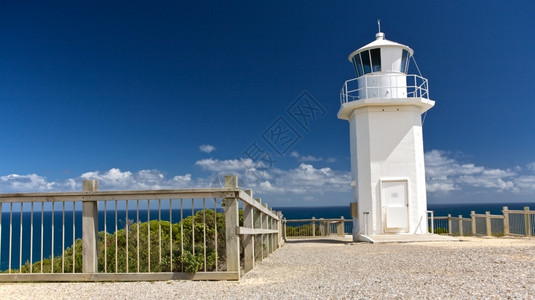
left=262, top=204, right=269, bottom=257
left=458, top=215, right=464, bottom=236
left=337, top=216, right=344, bottom=237
left=224, top=175, right=240, bottom=277
left=319, top=218, right=325, bottom=236
left=312, top=217, right=316, bottom=237
left=447, top=214, right=452, bottom=235
left=254, top=198, right=262, bottom=262
left=502, top=206, right=510, bottom=236
left=282, top=217, right=287, bottom=242
left=484, top=211, right=491, bottom=236
left=524, top=207, right=531, bottom=237
left=266, top=210, right=272, bottom=254
left=82, top=180, right=99, bottom=274
left=483, top=211, right=491, bottom=236
left=277, top=211, right=284, bottom=249
left=471, top=211, right=476, bottom=235
left=428, top=211, right=434, bottom=234
left=242, top=189, right=254, bottom=273
left=270, top=216, right=276, bottom=252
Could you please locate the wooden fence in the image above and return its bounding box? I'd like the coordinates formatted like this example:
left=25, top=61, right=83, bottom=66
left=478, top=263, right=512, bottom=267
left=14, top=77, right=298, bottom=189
left=283, top=217, right=351, bottom=238
left=429, top=206, right=535, bottom=237
left=0, top=175, right=283, bottom=282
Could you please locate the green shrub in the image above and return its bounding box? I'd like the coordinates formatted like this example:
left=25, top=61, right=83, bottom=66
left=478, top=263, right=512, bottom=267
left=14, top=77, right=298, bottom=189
left=286, top=223, right=320, bottom=237
left=10, top=209, right=227, bottom=274
left=431, top=227, right=449, bottom=234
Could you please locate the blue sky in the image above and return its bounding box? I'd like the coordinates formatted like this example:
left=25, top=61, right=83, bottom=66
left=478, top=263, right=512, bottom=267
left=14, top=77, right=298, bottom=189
left=1, top=1, right=535, bottom=206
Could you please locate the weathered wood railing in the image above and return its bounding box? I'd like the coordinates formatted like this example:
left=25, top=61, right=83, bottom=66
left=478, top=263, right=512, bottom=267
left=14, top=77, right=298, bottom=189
left=429, top=206, right=535, bottom=237
left=283, top=217, right=351, bottom=238
left=0, top=175, right=282, bottom=281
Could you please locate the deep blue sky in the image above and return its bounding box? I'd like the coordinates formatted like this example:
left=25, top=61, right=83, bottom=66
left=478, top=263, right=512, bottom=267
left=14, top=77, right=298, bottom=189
left=1, top=1, right=535, bottom=206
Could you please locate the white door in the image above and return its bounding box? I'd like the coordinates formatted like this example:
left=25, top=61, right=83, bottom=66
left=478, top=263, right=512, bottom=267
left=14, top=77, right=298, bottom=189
left=381, top=180, right=409, bottom=233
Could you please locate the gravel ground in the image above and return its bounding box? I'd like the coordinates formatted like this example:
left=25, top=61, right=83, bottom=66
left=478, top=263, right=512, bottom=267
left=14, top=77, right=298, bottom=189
left=1, top=236, right=534, bottom=299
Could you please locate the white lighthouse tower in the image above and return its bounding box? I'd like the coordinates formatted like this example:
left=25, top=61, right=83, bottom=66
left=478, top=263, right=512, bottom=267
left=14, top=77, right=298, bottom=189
left=338, top=27, right=435, bottom=239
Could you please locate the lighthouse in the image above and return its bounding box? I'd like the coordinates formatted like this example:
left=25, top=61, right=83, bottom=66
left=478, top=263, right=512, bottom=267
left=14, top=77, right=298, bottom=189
left=338, top=28, right=435, bottom=239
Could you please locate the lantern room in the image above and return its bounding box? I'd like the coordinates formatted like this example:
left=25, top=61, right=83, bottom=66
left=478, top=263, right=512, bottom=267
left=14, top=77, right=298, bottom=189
left=348, top=32, right=413, bottom=77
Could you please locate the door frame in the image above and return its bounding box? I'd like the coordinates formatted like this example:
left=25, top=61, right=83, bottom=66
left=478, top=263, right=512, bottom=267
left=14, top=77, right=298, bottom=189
left=380, top=178, right=410, bottom=233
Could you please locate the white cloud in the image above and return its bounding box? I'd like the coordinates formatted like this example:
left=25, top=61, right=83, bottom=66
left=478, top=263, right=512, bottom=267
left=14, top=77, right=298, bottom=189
left=0, top=173, right=78, bottom=193
left=426, top=180, right=457, bottom=193
left=195, top=157, right=350, bottom=195
left=253, top=163, right=351, bottom=195
left=288, top=151, right=324, bottom=162
left=425, top=150, right=516, bottom=194
left=527, top=162, right=535, bottom=172
left=195, top=158, right=260, bottom=172
left=303, top=195, right=316, bottom=202
left=0, top=174, right=56, bottom=192
left=300, top=155, right=322, bottom=162
left=80, top=168, right=193, bottom=190
left=513, top=175, right=535, bottom=193
left=199, top=144, right=216, bottom=154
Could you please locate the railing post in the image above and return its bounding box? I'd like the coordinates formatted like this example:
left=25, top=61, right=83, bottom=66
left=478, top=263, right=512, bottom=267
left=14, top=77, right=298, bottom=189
left=471, top=211, right=476, bottom=235
left=270, top=216, right=276, bottom=253
left=312, top=217, right=316, bottom=237
left=319, top=218, right=325, bottom=236
left=242, top=189, right=254, bottom=273
left=485, top=211, right=492, bottom=236
left=224, top=175, right=240, bottom=277
left=266, top=209, right=272, bottom=255
left=262, top=203, right=269, bottom=258
left=82, top=180, right=99, bottom=274
left=524, top=207, right=531, bottom=237
left=447, top=214, right=452, bottom=235
left=253, top=198, right=262, bottom=262
left=337, top=216, right=344, bottom=237
left=277, top=212, right=284, bottom=246
left=282, top=217, right=287, bottom=242
left=502, top=206, right=510, bottom=236
left=458, top=215, right=464, bottom=236
left=427, top=211, right=434, bottom=234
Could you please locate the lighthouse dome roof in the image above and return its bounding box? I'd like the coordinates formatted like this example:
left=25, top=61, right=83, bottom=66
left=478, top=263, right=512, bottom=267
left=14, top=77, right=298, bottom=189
left=348, top=33, right=413, bottom=62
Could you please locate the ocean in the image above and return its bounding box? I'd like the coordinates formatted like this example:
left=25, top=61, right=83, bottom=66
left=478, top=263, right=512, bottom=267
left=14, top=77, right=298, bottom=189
left=1, top=202, right=534, bottom=270
left=277, top=202, right=535, bottom=220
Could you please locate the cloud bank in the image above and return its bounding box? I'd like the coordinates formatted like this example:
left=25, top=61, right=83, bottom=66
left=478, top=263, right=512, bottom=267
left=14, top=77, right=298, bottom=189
left=424, top=150, right=534, bottom=194
left=1, top=150, right=534, bottom=205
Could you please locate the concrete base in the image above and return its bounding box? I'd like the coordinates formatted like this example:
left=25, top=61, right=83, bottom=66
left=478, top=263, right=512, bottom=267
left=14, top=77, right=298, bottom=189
left=357, top=234, right=457, bottom=243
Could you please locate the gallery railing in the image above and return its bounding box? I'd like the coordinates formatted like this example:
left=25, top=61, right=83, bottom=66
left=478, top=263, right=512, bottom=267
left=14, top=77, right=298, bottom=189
left=340, top=74, right=429, bottom=104
left=0, top=175, right=283, bottom=282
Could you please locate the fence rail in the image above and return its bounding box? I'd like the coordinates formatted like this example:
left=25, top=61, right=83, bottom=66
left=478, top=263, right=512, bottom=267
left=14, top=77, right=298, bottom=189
left=0, top=175, right=283, bottom=282
left=283, top=217, right=351, bottom=238
left=428, top=206, right=535, bottom=237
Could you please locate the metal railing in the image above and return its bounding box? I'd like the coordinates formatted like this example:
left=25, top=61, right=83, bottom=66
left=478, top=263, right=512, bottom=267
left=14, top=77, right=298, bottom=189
left=0, top=175, right=282, bottom=282
left=340, top=74, right=429, bottom=104
left=428, top=206, right=535, bottom=237
left=283, top=217, right=351, bottom=238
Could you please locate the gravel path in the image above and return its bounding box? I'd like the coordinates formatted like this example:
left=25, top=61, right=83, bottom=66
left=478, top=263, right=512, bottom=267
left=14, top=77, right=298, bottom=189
left=1, top=236, right=534, bottom=299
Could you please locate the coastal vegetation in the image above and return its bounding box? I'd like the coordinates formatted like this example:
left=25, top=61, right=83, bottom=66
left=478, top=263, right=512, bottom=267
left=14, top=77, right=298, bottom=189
left=9, top=209, right=244, bottom=274
left=285, top=223, right=320, bottom=237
